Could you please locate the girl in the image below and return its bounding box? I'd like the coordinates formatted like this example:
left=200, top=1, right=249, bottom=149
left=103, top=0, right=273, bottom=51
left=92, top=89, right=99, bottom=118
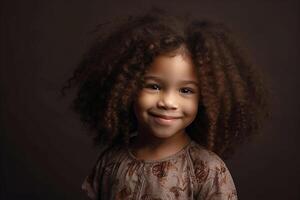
left=63, top=8, right=269, bottom=200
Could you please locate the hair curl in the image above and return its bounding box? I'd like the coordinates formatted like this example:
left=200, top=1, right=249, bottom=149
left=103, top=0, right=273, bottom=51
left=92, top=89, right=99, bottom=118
left=62, top=8, right=270, bottom=159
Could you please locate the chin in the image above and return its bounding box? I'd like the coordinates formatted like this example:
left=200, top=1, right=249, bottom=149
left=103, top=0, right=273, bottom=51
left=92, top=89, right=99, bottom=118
left=148, top=127, right=182, bottom=139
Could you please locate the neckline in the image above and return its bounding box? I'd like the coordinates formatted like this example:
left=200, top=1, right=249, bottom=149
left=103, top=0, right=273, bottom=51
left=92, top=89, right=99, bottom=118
left=127, top=139, right=194, bottom=163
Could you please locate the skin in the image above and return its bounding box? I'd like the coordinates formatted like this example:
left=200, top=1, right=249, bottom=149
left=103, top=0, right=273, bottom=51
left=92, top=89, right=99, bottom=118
left=131, top=52, right=200, bottom=161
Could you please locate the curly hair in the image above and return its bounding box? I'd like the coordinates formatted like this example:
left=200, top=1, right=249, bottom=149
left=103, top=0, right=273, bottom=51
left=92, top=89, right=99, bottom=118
left=62, top=8, right=270, bottom=159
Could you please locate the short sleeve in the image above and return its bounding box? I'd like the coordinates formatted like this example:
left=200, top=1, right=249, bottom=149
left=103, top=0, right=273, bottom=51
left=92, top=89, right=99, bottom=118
left=197, top=160, right=238, bottom=200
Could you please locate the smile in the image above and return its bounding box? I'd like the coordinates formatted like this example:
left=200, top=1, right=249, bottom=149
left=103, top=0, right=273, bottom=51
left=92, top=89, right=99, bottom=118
left=149, top=112, right=181, bottom=125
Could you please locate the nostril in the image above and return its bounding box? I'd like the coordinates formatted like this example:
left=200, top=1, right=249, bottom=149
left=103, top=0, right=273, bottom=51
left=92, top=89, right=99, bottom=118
left=157, top=98, right=178, bottom=110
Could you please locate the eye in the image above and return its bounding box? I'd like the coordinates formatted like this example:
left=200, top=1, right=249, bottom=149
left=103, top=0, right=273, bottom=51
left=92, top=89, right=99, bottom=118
left=179, top=87, right=195, bottom=94
left=145, top=83, right=161, bottom=90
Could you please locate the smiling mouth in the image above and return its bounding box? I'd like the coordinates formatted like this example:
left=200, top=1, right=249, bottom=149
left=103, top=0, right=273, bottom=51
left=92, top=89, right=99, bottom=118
left=149, top=112, right=182, bottom=125
left=149, top=112, right=181, bottom=120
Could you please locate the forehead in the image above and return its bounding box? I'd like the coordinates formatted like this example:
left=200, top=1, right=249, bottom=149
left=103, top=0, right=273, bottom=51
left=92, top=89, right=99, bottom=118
left=145, top=54, right=198, bottom=82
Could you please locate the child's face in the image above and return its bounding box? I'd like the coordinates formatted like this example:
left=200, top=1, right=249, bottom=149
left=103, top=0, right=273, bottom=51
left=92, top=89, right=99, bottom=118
left=134, top=53, right=199, bottom=141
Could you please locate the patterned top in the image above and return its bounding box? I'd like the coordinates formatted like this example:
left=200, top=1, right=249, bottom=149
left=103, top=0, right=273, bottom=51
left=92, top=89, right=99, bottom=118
left=82, top=140, right=238, bottom=200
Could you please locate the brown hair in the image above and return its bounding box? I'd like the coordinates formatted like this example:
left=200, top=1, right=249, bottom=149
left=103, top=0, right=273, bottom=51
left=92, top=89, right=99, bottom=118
left=62, top=8, right=270, bottom=159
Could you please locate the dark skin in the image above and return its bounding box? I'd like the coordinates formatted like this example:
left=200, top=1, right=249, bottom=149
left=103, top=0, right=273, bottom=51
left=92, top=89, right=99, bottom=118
left=62, top=9, right=270, bottom=159
left=131, top=52, right=198, bottom=160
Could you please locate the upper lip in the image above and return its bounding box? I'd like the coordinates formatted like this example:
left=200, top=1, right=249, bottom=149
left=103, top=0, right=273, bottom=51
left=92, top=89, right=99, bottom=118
left=149, top=112, right=182, bottom=120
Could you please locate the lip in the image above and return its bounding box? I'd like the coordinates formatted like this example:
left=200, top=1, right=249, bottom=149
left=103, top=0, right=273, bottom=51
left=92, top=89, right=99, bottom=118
left=149, top=112, right=181, bottom=125
left=149, top=112, right=181, bottom=120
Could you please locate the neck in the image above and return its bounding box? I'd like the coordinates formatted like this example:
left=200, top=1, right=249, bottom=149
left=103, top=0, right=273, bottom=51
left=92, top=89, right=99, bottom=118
left=130, top=130, right=191, bottom=161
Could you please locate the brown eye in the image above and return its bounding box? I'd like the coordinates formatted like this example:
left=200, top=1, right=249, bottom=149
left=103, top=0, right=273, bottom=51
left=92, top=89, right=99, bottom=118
left=145, top=83, right=161, bottom=90
left=179, top=87, right=194, bottom=94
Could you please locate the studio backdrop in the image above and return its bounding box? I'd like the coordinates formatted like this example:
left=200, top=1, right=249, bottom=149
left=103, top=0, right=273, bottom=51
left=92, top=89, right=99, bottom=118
left=1, top=0, right=299, bottom=199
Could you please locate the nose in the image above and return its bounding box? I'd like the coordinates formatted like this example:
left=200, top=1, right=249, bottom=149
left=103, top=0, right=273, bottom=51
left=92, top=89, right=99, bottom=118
left=157, top=91, right=178, bottom=110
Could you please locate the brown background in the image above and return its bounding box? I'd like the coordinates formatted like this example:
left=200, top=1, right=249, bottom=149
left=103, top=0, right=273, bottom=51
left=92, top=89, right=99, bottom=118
left=1, top=0, right=299, bottom=199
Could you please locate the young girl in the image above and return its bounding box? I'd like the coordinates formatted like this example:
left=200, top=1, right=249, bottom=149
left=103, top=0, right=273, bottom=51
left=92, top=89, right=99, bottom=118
left=63, top=8, right=269, bottom=200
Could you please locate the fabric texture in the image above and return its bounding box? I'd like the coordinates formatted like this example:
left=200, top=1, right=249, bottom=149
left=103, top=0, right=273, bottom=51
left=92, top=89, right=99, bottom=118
left=82, top=140, right=238, bottom=200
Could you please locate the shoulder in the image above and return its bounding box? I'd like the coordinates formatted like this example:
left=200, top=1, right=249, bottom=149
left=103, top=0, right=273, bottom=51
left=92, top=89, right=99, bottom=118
left=81, top=143, right=127, bottom=200
left=188, top=141, right=238, bottom=199
left=94, top=143, right=127, bottom=167
left=188, top=141, right=226, bottom=171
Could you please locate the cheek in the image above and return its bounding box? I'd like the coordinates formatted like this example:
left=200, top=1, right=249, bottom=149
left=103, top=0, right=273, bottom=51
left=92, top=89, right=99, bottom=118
left=184, top=99, right=199, bottom=118
left=134, top=92, right=157, bottom=112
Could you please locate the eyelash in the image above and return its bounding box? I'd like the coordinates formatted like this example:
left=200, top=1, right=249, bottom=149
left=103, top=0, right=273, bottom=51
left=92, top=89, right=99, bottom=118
left=179, top=88, right=195, bottom=94
left=144, top=83, right=195, bottom=94
left=144, top=83, right=160, bottom=90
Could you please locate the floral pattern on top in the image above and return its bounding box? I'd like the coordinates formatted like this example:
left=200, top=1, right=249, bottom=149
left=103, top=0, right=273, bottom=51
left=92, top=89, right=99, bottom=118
left=82, top=140, right=238, bottom=200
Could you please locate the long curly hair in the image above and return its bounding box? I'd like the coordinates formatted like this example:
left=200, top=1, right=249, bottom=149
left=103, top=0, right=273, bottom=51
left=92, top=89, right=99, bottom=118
left=62, top=8, right=270, bottom=159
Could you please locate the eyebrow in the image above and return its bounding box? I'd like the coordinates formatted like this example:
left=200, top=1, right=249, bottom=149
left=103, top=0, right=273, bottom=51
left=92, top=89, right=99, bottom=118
left=144, top=75, right=199, bottom=86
